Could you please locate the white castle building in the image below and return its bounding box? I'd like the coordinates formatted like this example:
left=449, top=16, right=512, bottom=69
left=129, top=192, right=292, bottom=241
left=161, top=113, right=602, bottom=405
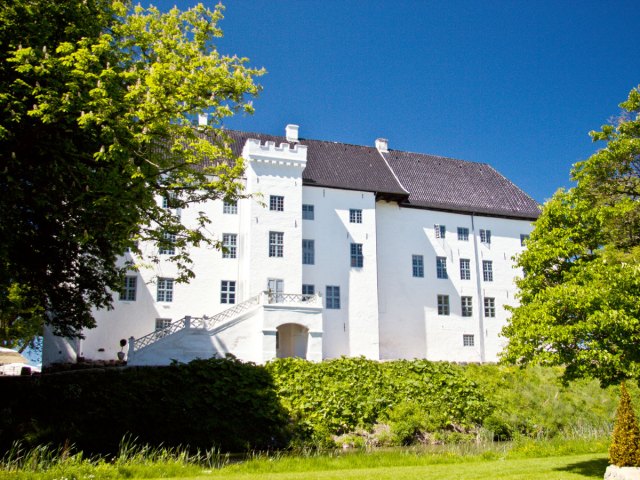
left=43, top=124, right=539, bottom=366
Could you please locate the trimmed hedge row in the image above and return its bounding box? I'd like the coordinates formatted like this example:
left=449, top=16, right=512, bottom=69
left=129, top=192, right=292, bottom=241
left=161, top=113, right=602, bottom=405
left=0, top=357, right=289, bottom=455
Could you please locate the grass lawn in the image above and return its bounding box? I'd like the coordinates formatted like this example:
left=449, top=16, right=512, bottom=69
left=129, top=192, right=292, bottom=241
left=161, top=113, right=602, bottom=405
left=183, top=452, right=608, bottom=480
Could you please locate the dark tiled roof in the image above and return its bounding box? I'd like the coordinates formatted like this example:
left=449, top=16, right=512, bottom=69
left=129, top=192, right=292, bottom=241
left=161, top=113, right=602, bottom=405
left=222, top=130, right=408, bottom=196
left=218, top=129, right=539, bottom=220
left=383, top=150, right=540, bottom=219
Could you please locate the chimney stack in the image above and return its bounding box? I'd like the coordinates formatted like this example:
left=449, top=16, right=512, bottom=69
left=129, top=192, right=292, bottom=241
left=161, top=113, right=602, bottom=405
left=286, top=124, right=299, bottom=143
left=198, top=113, right=208, bottom=127
left=375, top=138, right=388, bottom=152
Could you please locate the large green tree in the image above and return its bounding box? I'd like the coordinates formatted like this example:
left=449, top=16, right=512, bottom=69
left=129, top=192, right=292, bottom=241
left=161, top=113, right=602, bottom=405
left=501, top=86, right=640, bottom=387
left=0, top=0, right=263, bottom=347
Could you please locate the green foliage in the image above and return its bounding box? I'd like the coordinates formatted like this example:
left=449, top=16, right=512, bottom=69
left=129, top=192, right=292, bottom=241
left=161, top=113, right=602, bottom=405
left=461, top=364, right=623, bottom=441
left=501, top=85, right=640, bottom=386
left=609, top=383, right=640, bottom=467
left=0, top=0, right=263, bottom=342
left=265, top=357, right=491, bottom=445
left=0, top=358, right=288, bottom=455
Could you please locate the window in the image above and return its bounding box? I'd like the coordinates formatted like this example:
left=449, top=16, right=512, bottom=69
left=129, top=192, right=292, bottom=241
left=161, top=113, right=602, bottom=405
left=157, top=278, right=174, bottom=302
left=460, top=258, right=471, bottom=280
left=463, top=334, right=475, bottom=347
left=480, top=229, right=492, bottom=244
left=155, top=318, right=171, bottom=331
left=161, top=196, right=170, bottom=209
left=302, top=239, right=315, bottom=265
left=302, top=204, right=314, bottom=220
left=461, top=296, right=473, bottom=317
left=349, top=209, right=362, bottom=223
left=520, top=234, right=529, bottom=246
left=302, top=284, right=315, bottom=298
left=412, top=255, right=424, bottom=278
left=483, top=260, right=493, bottom=282
left=222, top=233, right=237, bottom=259
left=159, top=232, right=176, bottom=255
left=326, top=286, right=340, bottom=309
left=120, top=276, right=137, bottom=301
left=269, top=195, right=284, bottom=211
left=437, top=295, right=450, bottom=315
left=457, top=227, right=469, bottom=241
left=434, top=224, right=446, bottom=239
left=220, top=280, right=236, bottom=304
left=484, top=297, right=496, bottom=317
left=436, top=256, right=448, bottom=279
left=269, top=231, right=284, bottom=257
left=350, top=243, right=363, bottom=268
left=223, top=200, right=237, bottom=214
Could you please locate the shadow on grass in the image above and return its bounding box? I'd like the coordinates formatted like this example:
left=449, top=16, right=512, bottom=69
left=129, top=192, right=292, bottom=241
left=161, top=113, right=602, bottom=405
left=555, top=457, right=608, bottom=478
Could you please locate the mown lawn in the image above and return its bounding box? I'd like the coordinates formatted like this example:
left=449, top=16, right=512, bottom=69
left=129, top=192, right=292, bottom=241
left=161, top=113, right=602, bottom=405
left=189, top=453, right=608, bottom=480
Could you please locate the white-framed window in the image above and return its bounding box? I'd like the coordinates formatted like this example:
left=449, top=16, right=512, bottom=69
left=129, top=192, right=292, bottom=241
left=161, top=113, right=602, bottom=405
left=120, top=276, right=137, bottom=301
left=484, top=297, right=496, bottom=317
left=159, top=232, right=176, bottom=255
left=460, top=258, right=471, bottom=280
left=223, top=200, right=237, bottom=214
left=220, top=280, right=236, bottom=304
left=436, top=256, right=448, bottom=279
left=520, top=234, right=529, bottom=246
left=457, top=227, right=469, bottom=241
left=349, top=209, right=362, bottom=224
left=269, top=231, right=284, bottom=257
left=302, top=284, right=315, bottom=298
left=434, top=224, right=446, bottom=239
left=222, top=233, right=237, bottom=259
left=461, top=296, right=473, bottom=317
left=350, top=243, right=363, bottom=268
left=480, top=229, right=492, bottom=244
left=161, top=194, right=180, bottom=217
left=302, top=239, right=315, bottom=265
left=463, top=334, right=475, bottom=347
left=326, top=286, right=340, bottom=309
left=483, top=260, right=493, bottom=282
left=155, top=318, right=172, bottom=331
left=157, top=278, right=174, bottom=302
left=269, top=195, right=284, bottom=211
left=302, top=204, right=314, bottom=220
left=437, top=294, right=450, bottom=315
left=412, top=255, right=424, bottom=278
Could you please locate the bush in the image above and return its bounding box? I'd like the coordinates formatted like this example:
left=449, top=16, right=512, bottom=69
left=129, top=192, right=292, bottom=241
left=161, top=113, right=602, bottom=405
left=609, top=383, right=640, bottom=467
left=0, top=357, right=290, bottom=455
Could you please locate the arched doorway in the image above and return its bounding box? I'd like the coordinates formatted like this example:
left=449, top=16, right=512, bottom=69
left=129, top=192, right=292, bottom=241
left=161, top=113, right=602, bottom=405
left=276, top=323, right=309, bottom=359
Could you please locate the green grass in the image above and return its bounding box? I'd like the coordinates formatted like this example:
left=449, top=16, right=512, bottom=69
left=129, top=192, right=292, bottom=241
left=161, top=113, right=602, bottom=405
left=0, top=438, right=610, bottom=480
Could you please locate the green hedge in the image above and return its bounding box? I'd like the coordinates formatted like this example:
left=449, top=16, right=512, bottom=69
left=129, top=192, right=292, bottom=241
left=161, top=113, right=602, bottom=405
left=265, top=357, right=491, bottom=444
left=0, top=358, right=290, bottom=455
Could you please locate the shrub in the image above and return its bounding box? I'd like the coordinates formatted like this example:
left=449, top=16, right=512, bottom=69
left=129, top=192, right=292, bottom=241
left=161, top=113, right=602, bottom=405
left=609, top=382, right=640, bottom=467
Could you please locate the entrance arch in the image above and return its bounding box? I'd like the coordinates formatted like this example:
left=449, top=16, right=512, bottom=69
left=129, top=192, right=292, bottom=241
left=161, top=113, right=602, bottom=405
left=276, top=323, right=309, bottom=359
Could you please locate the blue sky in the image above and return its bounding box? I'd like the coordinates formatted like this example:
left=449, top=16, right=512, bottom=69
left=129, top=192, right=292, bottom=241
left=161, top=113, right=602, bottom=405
left=157, top=1, right=636, bottom=202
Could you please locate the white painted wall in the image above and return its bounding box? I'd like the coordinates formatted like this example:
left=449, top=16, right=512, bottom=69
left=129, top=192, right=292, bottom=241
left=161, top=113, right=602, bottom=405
left=376, top=201, right=532, bottom=362
left=302, top=186, right=380, bottom=359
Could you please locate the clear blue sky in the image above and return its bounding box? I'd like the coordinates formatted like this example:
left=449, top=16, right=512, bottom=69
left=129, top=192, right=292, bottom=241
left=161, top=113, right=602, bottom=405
left=154, top=0, right=637, bottom=203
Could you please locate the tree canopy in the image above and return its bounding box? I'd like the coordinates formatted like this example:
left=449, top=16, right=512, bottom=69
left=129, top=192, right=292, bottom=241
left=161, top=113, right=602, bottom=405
left=501, top=86, right=640, bottom=387
left=0, top=0, right=263, bottom=347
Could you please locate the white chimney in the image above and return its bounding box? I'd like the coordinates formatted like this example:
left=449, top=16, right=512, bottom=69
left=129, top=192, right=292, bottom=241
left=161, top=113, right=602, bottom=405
left=198, top=113, right=208, bottom=126
left=375, top=138, right=388, bottom=152
left=286, top=124, right=299, bottom=142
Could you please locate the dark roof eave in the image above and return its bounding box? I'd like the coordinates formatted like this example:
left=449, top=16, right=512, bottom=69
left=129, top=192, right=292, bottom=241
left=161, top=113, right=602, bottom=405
left=302, top=179, right=408, bottom=198
left=396, top=200, right=540, bottom=221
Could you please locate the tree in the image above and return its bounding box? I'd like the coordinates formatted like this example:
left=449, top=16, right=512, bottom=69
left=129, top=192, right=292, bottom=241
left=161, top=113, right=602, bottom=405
left=0, top=0, right=264, bottom=345
left=609, top=382, right=640, bottom=467
left=501, top=86, right=640, bottom=387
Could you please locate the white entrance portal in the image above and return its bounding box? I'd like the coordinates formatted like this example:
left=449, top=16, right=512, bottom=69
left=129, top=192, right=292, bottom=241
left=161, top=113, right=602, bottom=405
left=276, top=323, right=309, bottom=359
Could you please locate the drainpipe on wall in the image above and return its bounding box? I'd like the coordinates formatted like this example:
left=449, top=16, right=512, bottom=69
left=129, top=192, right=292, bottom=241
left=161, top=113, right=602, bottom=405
left=470, top=214, right=486, bottom=363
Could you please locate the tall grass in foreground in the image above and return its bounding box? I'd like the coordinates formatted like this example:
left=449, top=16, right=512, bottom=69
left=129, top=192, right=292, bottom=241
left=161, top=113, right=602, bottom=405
left=0, top=435, right=610, bottom=479
left=0, top=438, right=229, bottom=480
